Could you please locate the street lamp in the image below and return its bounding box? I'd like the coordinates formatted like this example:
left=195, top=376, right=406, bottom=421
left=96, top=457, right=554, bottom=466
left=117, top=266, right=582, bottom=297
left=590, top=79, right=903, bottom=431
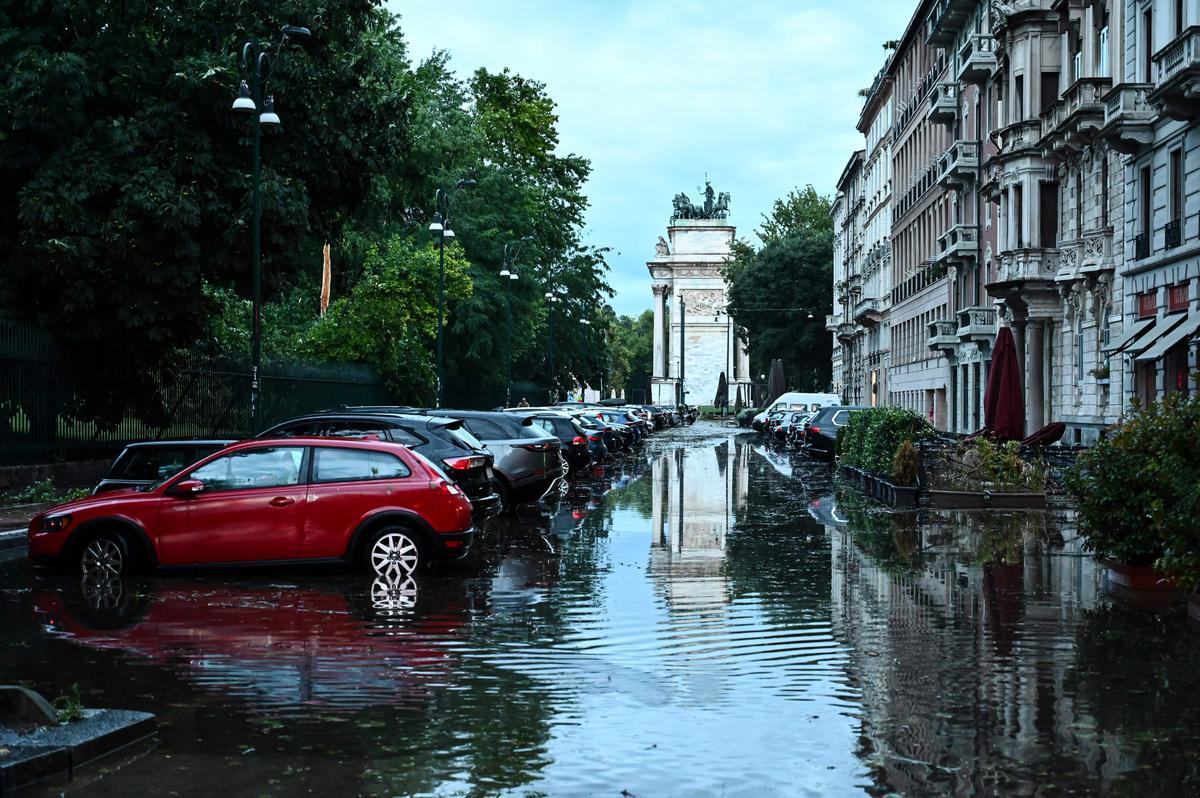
left=545, top=289, right=563, bottom=403
left=231, top=23, right=310, bottom=432
left=501, top=236, right=534, bottom=407
left=430, top=179, right=476, bottom=407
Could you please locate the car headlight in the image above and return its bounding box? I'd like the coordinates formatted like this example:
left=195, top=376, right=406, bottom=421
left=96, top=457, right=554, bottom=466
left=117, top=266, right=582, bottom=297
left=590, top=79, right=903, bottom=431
left=40, top=514, right=72, bottom=533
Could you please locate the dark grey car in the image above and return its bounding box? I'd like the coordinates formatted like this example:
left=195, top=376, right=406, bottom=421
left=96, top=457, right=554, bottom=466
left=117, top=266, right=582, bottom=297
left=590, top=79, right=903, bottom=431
left=93, top=440, right=236, bottom=494
left=415, top=410, right=566, bottom=511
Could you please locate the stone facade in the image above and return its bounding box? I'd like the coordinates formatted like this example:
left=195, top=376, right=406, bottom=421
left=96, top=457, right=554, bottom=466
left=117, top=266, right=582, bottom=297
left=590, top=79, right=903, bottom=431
left=648, top=219, right=751, bottom=406
left=834, top=0, right=1200, bottom=442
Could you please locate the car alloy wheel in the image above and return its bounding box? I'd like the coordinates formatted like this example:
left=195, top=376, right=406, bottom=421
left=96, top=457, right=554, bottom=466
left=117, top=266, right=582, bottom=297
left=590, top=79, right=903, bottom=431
left=370, top=574, right=419, bottom=614
left=81, top=536, right=124, bottom=578
left=369, top=528, right=421, bottom=578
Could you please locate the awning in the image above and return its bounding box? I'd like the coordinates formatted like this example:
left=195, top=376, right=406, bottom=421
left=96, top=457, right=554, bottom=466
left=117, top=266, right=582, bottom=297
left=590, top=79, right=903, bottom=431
left=1126, top=313, right=1187, bottom=358
left=1103, top=317, right=1154, bottom=355
left=1136, top=312, right=1200, bottom=362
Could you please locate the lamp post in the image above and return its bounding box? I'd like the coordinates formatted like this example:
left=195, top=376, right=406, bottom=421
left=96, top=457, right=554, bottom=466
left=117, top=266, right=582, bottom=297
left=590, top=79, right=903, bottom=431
left=231, top=24, right=310, bottom=432
left=500, top=236, right=533, bottom=407
left=429, top=179, right=476, bottom=407
left=544, top=289, right=563, bottom=402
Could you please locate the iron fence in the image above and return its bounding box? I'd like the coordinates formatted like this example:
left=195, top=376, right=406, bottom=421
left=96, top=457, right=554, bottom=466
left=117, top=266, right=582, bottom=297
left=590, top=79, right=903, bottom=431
left=1, top=319, right=392, bottom=465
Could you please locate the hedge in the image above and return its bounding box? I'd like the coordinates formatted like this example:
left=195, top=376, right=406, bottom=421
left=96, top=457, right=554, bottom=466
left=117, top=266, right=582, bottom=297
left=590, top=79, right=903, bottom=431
left=837, top=407, right=931, bottom=483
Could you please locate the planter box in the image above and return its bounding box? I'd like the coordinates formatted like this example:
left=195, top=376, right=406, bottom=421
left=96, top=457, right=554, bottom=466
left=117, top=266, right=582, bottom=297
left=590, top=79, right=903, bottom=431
left=841, top=465, right=918, bottom=509
left=927, top=489, right=1046, bottom=510
left=1102, top=559, right=1177, bottom=592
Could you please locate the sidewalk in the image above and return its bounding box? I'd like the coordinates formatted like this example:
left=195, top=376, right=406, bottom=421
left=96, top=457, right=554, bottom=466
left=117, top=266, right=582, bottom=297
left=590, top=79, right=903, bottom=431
left=0, top=503, right=48, bottom=561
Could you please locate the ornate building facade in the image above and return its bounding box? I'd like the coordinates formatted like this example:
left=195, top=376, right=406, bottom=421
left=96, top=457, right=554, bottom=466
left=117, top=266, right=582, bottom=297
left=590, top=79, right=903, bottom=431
left=834, top=0, right=1198, bottom=443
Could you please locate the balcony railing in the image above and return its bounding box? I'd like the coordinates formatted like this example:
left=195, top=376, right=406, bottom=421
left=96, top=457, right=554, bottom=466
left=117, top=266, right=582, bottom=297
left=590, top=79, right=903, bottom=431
left=1099, top=83, right=1156, bottom=154
left=991, top=119, right=1042, bottom=156
left=937, top=139, right=979, bottom=188
left=1041, top=77, right=1111, bottom=159
left=853, top=297, right=883, bottom=326
left=836, top=321, right=858, bottom=342
left=926, top=0, right=975, bottom=46
left=1150, top=26, right=1200, bottom=118
left=958, top=34, right=997, bottom=84
left=927, top=319, right=958, bottom=352
left=1166, top=218, right=1182, bottom=249
left=991, top=248, right=1060, bottom=286
left=927, top=82, right=958, bottom=125
left=1134, top=232, right=1150, bottom=260
left=956, top=306, right=996, bottom=343
left=933, top=223, right=979, bottom=266
left=825, top=314, right=840, bottom=333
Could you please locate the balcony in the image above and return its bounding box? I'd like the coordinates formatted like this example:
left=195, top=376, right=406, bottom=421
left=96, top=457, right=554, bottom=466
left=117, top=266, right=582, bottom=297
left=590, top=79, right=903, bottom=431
left=853, top=297, right=884, bottom=326
left=956, top=306, right=996, bottom=344
left=988, top=248, right=1060, bottom=300
left=1150, top=26, right=1200, bottom=119
left=1166, top=218, right=1183, bottom=249
left=927, top=82, right=958, bottom=125
left=937, top=140, right=979, bottom=188
left=836, top=321, right=858, bottom=342
left=825, top=314, right=840, bottom=333
left=1098, top=83, right=1155, bottom=154
left=990, top=119, right=1042, bottom=159
left=958, top=34, right=997, bottom=84
left=928, top=319, right=958, bottom=352
left=1057, top=230, right=1115, bottom=278
left=1134, top=233, right=1150, bottom=260
left=1040, top=77, right=1111, bottom=159
left=926, top=0, right=976, bottom=47
left=933, top=224, right=979, bottom=268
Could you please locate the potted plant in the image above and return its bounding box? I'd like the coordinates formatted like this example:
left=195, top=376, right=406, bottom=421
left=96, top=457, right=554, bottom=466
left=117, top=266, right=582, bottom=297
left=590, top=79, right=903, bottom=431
left=1066, top=394, right=1200, bottom=601
left=1089, top=364, right=1111, bottom=385
left=889, top=438, right=920, bottom=507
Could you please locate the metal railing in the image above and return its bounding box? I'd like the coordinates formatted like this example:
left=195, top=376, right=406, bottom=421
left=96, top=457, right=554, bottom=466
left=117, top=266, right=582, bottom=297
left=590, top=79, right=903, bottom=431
left=1165, top=218, right=1182, bottom=249
left=1134, top=232, right=1150, bottom=260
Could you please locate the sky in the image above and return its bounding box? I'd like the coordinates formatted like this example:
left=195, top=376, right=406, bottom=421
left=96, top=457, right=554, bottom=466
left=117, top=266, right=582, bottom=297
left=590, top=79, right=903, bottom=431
left=395, top=0, right=916, bottom=317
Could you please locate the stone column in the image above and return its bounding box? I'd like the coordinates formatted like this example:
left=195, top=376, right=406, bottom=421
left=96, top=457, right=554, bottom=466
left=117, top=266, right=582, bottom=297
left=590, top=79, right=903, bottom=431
left=737, top=331, right=750, bottom=385
left=652, top=285, right=667, bottom=378
left=1011, top=318, right=1027, bottom=385
left=1026, top=319, right=1044, bottom=435
left=947, top=363, right=958, bottom=434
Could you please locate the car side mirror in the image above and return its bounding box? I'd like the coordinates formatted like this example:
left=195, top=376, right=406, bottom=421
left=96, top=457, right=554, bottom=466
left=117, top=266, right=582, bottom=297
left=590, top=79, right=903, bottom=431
left=171, top=479, right=205, bottom=497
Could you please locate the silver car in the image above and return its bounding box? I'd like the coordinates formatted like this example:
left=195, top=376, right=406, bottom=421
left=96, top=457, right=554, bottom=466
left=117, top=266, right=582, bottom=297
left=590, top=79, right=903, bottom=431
left=417, top=410, right=566, bottom=511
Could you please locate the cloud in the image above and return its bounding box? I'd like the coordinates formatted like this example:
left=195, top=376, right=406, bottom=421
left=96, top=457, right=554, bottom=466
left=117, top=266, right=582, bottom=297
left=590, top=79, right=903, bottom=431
left=392, top=0, right=915, bottom=315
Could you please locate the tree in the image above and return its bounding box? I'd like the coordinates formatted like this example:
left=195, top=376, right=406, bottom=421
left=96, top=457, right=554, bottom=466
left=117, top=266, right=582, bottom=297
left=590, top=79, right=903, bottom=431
left=726, top=231, right=833, bottom=391
left=757, top=184, right=834, bottom=243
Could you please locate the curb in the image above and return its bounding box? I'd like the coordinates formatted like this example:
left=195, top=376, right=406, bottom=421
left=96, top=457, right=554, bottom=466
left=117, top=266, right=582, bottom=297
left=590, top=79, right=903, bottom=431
left=0, top=529, right=26, bottom=562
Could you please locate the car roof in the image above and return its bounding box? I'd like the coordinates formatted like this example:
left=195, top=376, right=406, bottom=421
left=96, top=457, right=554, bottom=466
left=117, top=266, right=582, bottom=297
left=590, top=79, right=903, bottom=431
left=121, top=439, right=237, bottom=449
left=273, top=411, right=464, bottom=430
left=242, top=436, right=413, bottom=451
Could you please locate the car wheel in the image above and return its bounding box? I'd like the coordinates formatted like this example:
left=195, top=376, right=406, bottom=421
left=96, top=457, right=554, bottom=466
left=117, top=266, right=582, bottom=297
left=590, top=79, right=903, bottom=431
left=366, top=526, right=424, bottom=578
left=493, top=477, right=514, bottom=513
left=79, top=533, right=128, bottom=579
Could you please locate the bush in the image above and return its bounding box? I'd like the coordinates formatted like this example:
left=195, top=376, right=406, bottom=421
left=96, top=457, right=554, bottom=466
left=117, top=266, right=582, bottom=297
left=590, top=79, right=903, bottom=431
left=838, top=407, right=931, bottom=478
left=1066, top=393, right=1200, bottom=584
left=891, top=439, right=919, bottom=486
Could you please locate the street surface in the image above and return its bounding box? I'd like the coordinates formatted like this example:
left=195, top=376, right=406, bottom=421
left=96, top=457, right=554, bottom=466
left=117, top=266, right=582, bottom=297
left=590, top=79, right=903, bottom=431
left=2, top=421, right=1198, bottom=796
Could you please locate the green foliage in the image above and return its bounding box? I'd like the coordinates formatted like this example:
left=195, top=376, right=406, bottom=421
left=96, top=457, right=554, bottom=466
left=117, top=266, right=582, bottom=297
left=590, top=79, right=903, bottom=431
left=1, top=479, right=87, bottom=506
left=301, top=237, right=472, bottom=403
left=947, top=438, right=1046, bottom=492
left=838, top=407, right=930, bottom=479
left=755, top=184, right=834, bottom=244
left=608, top=310, right=653, bottom=399
left=891, top=439, right=919, bottom=486
left=1066, top=393, right=1200, bottom=581
left=52, top=684, right=85, bottom=723
left=726, top=231, right=833, bottom=390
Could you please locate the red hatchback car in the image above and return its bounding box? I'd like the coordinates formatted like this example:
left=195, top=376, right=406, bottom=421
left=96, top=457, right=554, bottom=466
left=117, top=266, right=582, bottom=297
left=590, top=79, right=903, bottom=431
left=28, top=438, right=474, bottom=579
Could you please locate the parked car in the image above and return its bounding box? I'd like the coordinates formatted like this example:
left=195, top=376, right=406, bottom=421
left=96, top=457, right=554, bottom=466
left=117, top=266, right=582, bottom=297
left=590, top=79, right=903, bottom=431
left=28, top=438, right=475, bottom=578
left=572, top=415, right=611, bottom=461
left=592, top=409, right=644, bottom=443
left=520, top=411, right=594, bottom=473
left=413, top=410, right=566, bottom=511
left=575, top=411, right=632, bottom=452
left=93, top=440, right=235, bottom=495
left=751, top=392, right=842, bottom=429
left=258, top=411, right=501, bottom=520
left=762, top=410, right=787, bottom=438
left=785, top=411, right=820, bottom=449
left=799, top=405, right=868, bottom=461
left=774, top=410, right=813, bottom=442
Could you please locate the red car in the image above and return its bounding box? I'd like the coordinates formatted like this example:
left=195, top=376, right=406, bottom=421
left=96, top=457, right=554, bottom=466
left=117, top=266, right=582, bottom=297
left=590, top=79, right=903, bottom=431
left=27, top=438, right=474, bottom=578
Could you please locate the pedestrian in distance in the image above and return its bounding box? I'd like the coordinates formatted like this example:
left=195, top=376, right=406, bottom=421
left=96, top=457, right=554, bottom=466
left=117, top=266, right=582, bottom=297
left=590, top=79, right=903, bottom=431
left=517, top=397, right=530, bottom=408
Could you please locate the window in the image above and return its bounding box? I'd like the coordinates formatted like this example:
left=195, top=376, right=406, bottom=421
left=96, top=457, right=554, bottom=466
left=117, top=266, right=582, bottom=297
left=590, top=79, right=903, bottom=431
left=313, top=447, right=409, bottom=483
left=1171, top=149, right=1184, bottom=222
left=1176, top=0, right=1185, bottom=37
left=461, top=417, right=509, bottom=440
left=1014, top=185, right=1025, bottom=247
left=1039, top=182, right=1059, bottom=247
left=1101, top=311, right=1112, bottom=348
left=1100, top=154, right=1109, bottom=227
left=1076, top=327, right=1085, bottom=382
left=1014, top=75, right=1024, bottom=122
left=1098, top=26, right=1110, bottom=77
left=1144, top=8, right=1155, bottom=82
left=1168, top=283, right=1190, bottom=312
left=1041, top=72, right=1059, bottom=113
left=188, top=447, right=304, bottom=492
left=113, top=445, right=225, bottom=481
left=1140, top=165, right=1152, bottom=235
left=386, top=428, right=424, bottom=447
left=1138, top=290, right=1158, bottom=319
left=1075, top=173, right=1084, bottom=236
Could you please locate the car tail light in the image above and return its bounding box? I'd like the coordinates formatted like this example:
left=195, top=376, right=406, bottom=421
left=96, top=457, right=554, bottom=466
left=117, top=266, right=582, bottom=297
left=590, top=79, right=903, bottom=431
left=589, top=434, right=602, bottom=442
left=809, top=425, right=821, bottom=434
left=428, top=479, right=463, bottom=496
left=572, top=435, right=586, bottom=445
left=442, top=456, right=485, bottom=471
left=519, top=442, right=556, bottom=452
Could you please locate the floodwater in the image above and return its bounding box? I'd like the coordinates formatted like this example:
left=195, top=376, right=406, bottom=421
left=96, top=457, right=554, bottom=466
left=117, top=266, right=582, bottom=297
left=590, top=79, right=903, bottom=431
left=3, top=421, right=1200, bottom=797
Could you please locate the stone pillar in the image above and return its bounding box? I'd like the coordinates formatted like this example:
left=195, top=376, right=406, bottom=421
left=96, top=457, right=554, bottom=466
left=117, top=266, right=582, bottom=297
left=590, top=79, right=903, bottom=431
left=652, top=285, right=667, bottom=378
left=961, top=364, right=970, bottom=431
left=947, top=363, right=958, bottom=433
left=1011, top=318, right=1027, bottom=384
left=1026, top=319, right=1044, bottom=435
left=737, top=331, right=750, bottom=385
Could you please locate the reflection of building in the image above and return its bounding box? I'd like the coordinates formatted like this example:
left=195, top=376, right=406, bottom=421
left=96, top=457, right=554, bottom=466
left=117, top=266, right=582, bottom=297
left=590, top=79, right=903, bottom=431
left=828, top=510, right=1138, bottom=795
left=649, top=435, right=749, bottom=606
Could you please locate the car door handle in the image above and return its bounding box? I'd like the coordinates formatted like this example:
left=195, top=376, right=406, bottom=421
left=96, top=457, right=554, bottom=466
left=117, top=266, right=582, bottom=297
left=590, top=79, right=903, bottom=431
left=269, top=497, right=295, bottom=507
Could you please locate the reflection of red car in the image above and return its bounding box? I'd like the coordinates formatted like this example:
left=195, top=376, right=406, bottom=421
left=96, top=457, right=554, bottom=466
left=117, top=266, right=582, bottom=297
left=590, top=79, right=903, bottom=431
left=30, top=577, right=466, bottom=709
left=28, top=438, right=474, bottom=578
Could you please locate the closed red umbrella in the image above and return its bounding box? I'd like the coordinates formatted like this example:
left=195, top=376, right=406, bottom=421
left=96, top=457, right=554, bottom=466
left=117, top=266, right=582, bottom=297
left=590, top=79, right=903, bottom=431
left=984, top=325, right=1024, bottom=441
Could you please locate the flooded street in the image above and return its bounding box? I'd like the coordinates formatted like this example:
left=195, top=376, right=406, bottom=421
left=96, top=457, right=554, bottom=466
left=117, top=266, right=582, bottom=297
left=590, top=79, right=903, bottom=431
left=3, top=421, right=1200, bottom=796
